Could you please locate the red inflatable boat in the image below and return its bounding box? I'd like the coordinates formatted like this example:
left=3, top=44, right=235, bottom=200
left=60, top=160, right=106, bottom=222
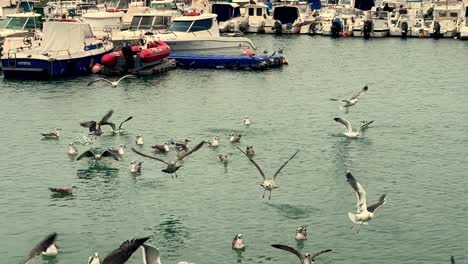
left=101, top=40, right=171, bottom=68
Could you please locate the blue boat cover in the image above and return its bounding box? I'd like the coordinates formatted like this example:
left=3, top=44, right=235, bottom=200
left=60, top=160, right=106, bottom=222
left=168, top=53, right=285, bottom=69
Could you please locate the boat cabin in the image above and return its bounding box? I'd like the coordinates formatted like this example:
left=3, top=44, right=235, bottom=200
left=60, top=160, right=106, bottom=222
left=129, top=12, right=173, bottom=30
left=273, top=5, right=300, bottom=24
left=211, top=2, right=241, bottom=22
left=245, top=3, right=269, bottom=18
left=167, top=13, right=219, bottom=36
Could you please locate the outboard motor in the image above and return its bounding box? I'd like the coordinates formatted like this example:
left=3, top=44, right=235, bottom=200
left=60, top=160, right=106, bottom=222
left=274, top=20, right=282, bottom=34
left=363, top=20, right=373, bottom=39
left=433, top=20, right=441, bottom=39
left=309, top=21, right=317, bottom=35
left=401, top=21, right=408, bottom=38
left=331, top=17, right=342, bottom=38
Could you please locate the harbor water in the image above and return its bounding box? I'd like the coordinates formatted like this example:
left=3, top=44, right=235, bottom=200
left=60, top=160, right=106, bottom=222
left=1, top=35, right=467, bottom=263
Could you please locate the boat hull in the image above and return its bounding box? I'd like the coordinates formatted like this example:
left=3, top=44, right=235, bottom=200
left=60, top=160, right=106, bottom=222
left=149, top=38, right=255, bottom=55
left=352, top=29, right=389, bottom=38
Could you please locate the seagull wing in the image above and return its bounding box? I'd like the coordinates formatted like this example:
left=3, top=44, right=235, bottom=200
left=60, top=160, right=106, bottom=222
left=77, top=150, right=96, bottom=160
left=176, top=140, right=205, bottom=161
left=271, top=244, right=303, bottom=263
left=132, top=148, right=169, bottom=165
left=272, top=150, right=300, bottom=181
left=20, top=233, right=57, bottom=264
left=87, top=78, right=112, bottom=86
left=350, top=85, right=368, bottom=100
left=237, top=147, right=266, bottom=180
left=357, top=120, right=374, bottom=132
left=311, top=249, right=333, bottom=260
left=451, top=256, right=455, bottom=264
left=334, top=118, right=352, bottom=133
left=118, top=116, right=133, bottom=130
left=141, top=244, right=160, bottom=264
left=102, top=237, right=150, bottom=264
left=346, top=171, right=367, bottom=213
left=118, top=74, right=136, bottom=83
left=80, top=121, right=97, bottom=132
left=329, top=98, right=341, bottom=101
left=367, top=194, right=387, bottom=213
left=99, top=110, right=114, bottom=125
left=101, top=149, right=120, bottom=160
left=101, top=122, right=116, bottom=132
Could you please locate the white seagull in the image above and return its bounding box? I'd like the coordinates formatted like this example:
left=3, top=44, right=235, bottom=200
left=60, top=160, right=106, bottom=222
left=237, top=147, right=300, bottom=200
left=68, top=142, right=78, bottom=155
left=87, top=74, right=136, bottom=88
left=232, top=234, right=246, bottom=250
left=330, top=85, right=368, bottom=114
left=41, top=127, right=62, bottom=139
left=271, top=244, right=332, bottom=264
left=346, top=170, right=386, bottom=227
left=244, top=116, right=251, bottom=126
left=333, top=118, right=374, bottom=138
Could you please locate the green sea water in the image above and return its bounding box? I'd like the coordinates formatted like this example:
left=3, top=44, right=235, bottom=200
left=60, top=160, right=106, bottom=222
left=1, top=35, right=467, bottom=264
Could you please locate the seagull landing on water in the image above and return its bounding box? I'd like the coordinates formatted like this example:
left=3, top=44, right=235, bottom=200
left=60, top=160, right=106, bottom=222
left=107, top=116, right=133, bottom=135
left=333, top=118, right=374, bottom=138
left=271, top=244, right=332, bottom=264
left=295, top=225, right=308, bottom=241
left=20, top=233, right=58, bottom=264
left=131, top=141, right=205, bottom=178
left=87, top=74, right=136, bottom=88
left=330, top=85, right=368, bottom=114
left=76, top=148, right=119, bottom=161
left=41, top=127, right=62, bottom=139
left=237, top=147, right=300, bottom=200
left=346, top=170, right=386, bottom=229
left=232, top=234, right=246, bottom=250
left=88, top=236, right=150, bottom=264
left=80, top=110, right=114, bottom=136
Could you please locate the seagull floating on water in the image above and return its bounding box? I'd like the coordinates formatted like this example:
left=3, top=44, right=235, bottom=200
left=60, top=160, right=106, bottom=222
left=77, top=148, right=119, bottom=161
left=246, top=145, right=255, bottom=159
left=20, top=233, right=58, bottom=264
left=330, top=85, right=368, bottom=114
left=136, top=134, right=144, bottom=145
left=218, top=153, right=231, bottom=164
left=107, top=116, right=133, bottom=134
left=346, top=170, right=386, bottom=228
left=130, top=160, right=143, bottom=174
left=152, top=142, right=171, bottom=153
left=271, top=244, right=332, bottom=264
left=232, top=234, right=246, bottom=250
left=173, top=139, right=191, bottom=151
left=41, top=127, right=61, bottom=139
left=295, top=225, right=308, bottom=240
left=49, top=186, right=77, bottom=195
left=229, top=133, right=241, bottom=143
left=88, top=236, right=150, bottom=264
left=87, top=74, right=136, bottom=88
left=68, top=142, right=78, bottom=155
left=108, top=144, right=126, bottom=158
left=131, top=141, right=205, bottom=178
left=333, top=118, right=374, bottom=138
left=237, top=147, right=300, bottom=200
left=80, top=110, right=114, bottom=136
left=207, top=136, right=219, bottom=147
left=243, top=116, right=251, bottom=126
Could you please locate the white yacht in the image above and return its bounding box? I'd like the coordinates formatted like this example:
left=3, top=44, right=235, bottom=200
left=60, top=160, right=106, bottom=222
left=429, top=1, right=462, bottom=38
left=459, top=4, right=468, bottom=40
left=149, top=13, right=256, bottom=55
left=82, top=11, right=124, bottom=39
left=244, top=3, right=270, bottom=33
left=389, top=10, right=430, bottom=37
left=353, top=10, right=390, bottom=37
left=264, top=4, right=302, bottom=34
left=211, top=2, right=248, bottom=33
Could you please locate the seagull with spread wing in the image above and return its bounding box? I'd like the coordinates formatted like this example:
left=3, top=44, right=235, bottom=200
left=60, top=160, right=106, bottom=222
left=106, top=116, right=133, bottom=135
left=271, top=244, right=332, bottom=264
left=19, top=233, right=58, bottom=264
left=87, top=74, right=136, bottom=88
left=237, top=147, right=300, bottom=200
left=333, top=118, right=374, bottom=138
left=88, top=236, right=150, bottom=264
left=77, top=148, right=119, bottom=161
left=80, top=110, right=114, bottom=136
left=330, top=85, right=368, bottom=114
left=346, top=170, right=386, bottom=227
left=131, top=141, right=205, bottom=178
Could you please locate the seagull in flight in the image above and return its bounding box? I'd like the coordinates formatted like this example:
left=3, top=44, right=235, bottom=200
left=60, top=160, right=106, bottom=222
left=271, top=244, right=332, bottom=264
left=77, top=148, right=119, bottom=161
left=346, top=170, right=386, bottom=228
left=88, top=236, right=150, bottom=264
left=87, top=74, right=136, bottom=88
left=19, top=233, right=58, bottom=264
left=237, top=147, right=300, bottom=200
left=330, top=85, right=368, bottom=114
left=80, top=110, right=114, bottom=136
left=107, top=116, right=133, bottom=135
left=333, top=118, right=374, bottom=138
left=131, top=141, right=205, bottom=178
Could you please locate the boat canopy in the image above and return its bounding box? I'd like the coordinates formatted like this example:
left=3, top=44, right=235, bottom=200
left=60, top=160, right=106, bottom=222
left=273, top=6, right=299, bottom=24
left=41, top=22, right=93, bottom=52
left=211, top=3, right=241, bottom=22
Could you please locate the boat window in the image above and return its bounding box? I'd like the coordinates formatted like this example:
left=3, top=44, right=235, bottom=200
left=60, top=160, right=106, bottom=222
left=438, top=11, right=447, bottom=18
left=139, top=16, right=155, bottom=29
left=168, top=20, right=192, bottom=32
left=256, top=8, right=262, bottom=16
left=449, top=12, right=457, bottom=18
left=151, top=2, right=177, bottom=9
left=190, top=18, right=212, bottom=32
left=248, top=8, right=254, bottom=16
left=154, top=16, right=172, bottom=26
left=4, top=17, right=31, bottom=30
left=24, top=17, right=40, bottom=30
left=129, top=16, right=142, bottom=30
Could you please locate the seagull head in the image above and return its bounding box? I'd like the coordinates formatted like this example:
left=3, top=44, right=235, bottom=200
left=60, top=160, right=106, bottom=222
left=236, top=234, right=243, bottom=240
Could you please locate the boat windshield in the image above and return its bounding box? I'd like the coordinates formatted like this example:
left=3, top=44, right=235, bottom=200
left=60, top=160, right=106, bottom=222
left=130, top=16, right=155, bottom=30
left=4, top=16, right=40, bottom=30
left=168, top=20, right=192, bottom=32
left=151, top=2, right=177, bottom=9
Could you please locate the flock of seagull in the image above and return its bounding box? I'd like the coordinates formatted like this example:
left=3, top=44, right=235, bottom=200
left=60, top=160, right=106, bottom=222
left=21, top=84, right=457, bottom=264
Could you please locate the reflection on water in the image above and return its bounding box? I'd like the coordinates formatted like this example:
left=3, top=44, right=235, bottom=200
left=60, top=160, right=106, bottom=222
left=76, top=164, right=119, bottom=179
left=145, top=214, right=189, bottom=259
left=266, top=203, right=316, bottom=219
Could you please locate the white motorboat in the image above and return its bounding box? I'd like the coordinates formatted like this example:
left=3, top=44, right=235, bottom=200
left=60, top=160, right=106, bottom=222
left=353, top=10, right=390, bottom=37
left=211, top=2, right=248, bottom=33
left=389, top=10, right=430, bottom=37
left=149, top=13, right=256, bottom=55
left=429, top=1, right=462, bottom=38
left=244, top=3, right=270, bottom=33
left=459, top=4, right=468, bottom=39
left=82, top=11, right=124, bottom=39
left=264, top=4, right=302, bottom=34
